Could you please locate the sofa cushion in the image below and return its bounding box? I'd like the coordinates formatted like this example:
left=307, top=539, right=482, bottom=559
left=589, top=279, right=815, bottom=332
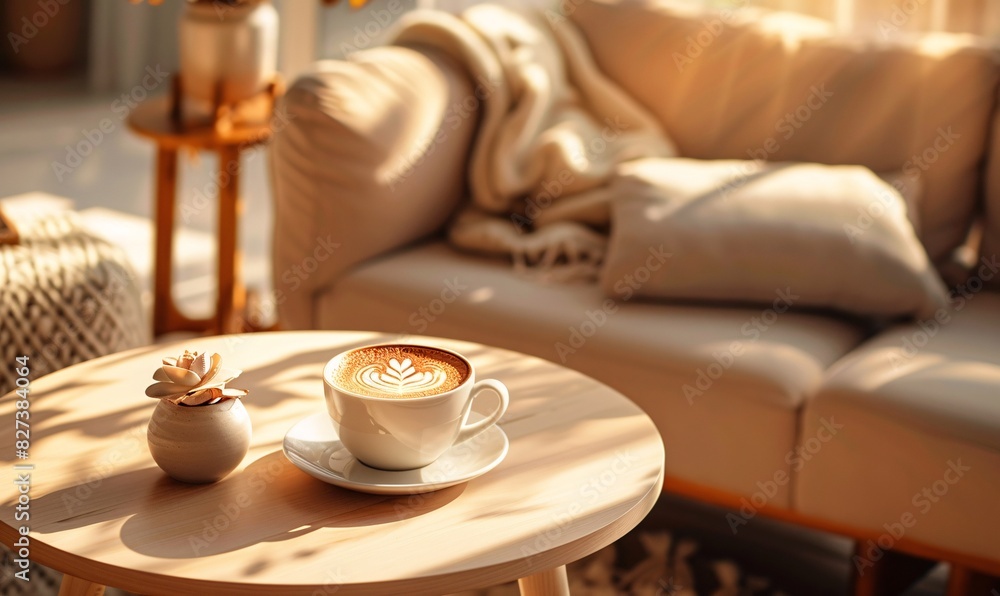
left=568, top=0, right=1000, bottom=266
left=270, top=45, right=477, bottom=329
left=315, top=241, right=866, bottom=504
left=796, top=293, right=1000, bottom=561
left=599, top=158, right=948, bottom=319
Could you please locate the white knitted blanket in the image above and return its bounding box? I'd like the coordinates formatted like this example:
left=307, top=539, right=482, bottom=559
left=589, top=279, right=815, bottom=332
left=391, top=6, right=676, bottom=279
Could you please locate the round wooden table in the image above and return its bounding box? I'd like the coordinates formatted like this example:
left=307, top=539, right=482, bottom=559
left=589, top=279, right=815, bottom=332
left=0, top=332, right=664, bottom=595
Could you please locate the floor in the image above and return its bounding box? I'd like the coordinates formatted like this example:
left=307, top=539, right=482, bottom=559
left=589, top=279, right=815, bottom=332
left=0, top=80, right=954, bottom=596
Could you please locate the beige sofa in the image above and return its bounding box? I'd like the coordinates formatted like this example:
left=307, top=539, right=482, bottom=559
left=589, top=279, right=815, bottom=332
left=270, top=0, right=1000, bottom=587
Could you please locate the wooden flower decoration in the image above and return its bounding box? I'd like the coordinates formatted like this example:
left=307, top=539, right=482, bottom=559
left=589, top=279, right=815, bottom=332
left=322, top=0, right=372, bottom=8
left=145, top=350, right=249, bottom=406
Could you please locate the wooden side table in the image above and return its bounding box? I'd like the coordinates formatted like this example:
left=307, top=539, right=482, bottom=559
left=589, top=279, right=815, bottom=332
left=128, top=93, right=278, bottom=337
left=0, top=332, right=665, bottom=595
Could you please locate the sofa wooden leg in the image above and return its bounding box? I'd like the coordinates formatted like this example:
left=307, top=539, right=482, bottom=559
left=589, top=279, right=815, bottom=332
left=852, top=541, right=936, bottom=596
left=946, top=565, right=1000, bottom=596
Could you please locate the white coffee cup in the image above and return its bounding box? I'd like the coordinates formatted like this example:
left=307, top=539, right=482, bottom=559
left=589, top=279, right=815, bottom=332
left=322, top=344, right=509, bottom=470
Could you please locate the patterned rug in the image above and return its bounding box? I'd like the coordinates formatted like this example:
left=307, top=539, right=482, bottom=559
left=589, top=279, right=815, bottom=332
left=458, top=530, right=788, bottom=596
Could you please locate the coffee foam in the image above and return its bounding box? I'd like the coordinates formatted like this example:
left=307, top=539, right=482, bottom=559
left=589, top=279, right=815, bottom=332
left=332, top=345, right=470, bottom=398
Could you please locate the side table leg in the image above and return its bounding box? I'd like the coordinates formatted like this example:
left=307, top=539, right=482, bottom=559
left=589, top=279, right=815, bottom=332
left=518, top=565, right=570, bottom=596
left=58, top=574, right=105, bottom=596
left=153, top=147, right=178, bottom=336
left=216, top=145, right=245, bottom=334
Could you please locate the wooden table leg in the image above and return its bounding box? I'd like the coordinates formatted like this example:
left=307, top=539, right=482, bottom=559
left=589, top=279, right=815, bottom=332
left=216, top=145, right=245, bottom=334
left=947, top=564, right=1000, bottom=595
left=153, top=146, right=178, bottom=337
left=58, top=574, right=105, bottom=596
left=851, top=542, right=935, bottom=596
left=518, top=565, right=570, bottom=596
left=151, top=146, right=215, bottom=336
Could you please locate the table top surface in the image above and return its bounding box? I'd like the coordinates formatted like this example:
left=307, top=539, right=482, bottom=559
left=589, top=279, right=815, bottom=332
left=0, top=332, right=664, bottom=595
left=127, top=96, right=273, bottom=149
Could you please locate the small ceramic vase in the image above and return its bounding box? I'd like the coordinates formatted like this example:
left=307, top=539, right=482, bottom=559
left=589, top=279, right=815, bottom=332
left=147, top=398, right=252, bottom=484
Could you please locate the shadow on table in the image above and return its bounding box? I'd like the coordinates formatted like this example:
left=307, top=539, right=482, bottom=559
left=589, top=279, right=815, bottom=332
left=414, top=465, right=664, bottom=588
left=26, top=449, right=462, bottom=559
left=117, top=450, right=464, bottom=558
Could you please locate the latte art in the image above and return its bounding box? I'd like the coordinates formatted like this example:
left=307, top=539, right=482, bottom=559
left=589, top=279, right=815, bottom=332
left=332, top=345, right=470, bottom=398
left=356, top=357, right=452, bottom=395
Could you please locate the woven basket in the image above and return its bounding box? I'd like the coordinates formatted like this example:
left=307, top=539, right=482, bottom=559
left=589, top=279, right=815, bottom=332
left=0, top=211, right=148, bottom=395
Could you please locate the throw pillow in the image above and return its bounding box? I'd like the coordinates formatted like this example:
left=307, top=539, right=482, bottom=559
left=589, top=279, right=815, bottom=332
left=599, top=158, right=949, bottom=319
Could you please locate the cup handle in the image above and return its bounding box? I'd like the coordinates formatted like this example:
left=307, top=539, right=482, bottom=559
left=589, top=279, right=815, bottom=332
left=455, top=379, right=509, bottom=445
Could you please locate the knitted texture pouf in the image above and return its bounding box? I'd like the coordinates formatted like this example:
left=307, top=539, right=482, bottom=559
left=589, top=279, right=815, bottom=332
left=0, top=210, right=148, bottom=395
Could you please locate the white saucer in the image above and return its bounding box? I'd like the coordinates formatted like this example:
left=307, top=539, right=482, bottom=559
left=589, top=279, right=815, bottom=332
left=282, top=413, right=509, bottom=495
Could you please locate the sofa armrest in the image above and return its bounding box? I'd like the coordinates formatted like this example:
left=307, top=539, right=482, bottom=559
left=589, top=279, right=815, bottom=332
left=270, top=44, right=477, bottom=330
